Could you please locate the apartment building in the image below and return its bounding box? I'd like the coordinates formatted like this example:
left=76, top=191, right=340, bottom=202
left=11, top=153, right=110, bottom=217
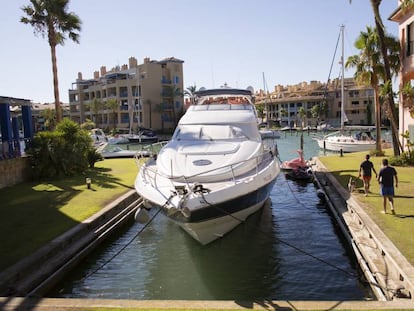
left=390, top=0, right=414, bottom=151
left=68, top=56, right=184, bottom=133
left=256, top=78, right=375, bottom=128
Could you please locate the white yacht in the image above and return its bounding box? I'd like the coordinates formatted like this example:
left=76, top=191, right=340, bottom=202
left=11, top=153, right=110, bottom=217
left=315, top=130, right=376, bottom=153
left=134, top=87, right=280, bottom=245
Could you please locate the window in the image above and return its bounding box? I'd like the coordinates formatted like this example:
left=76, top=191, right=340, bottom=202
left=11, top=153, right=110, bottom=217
left=407, top=22, right=414, bottom=56
left=121, top=113, right=129, bottom=123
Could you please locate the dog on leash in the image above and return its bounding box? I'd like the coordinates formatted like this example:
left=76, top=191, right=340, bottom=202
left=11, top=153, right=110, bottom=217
left=348, top=177, right=356, bottom=193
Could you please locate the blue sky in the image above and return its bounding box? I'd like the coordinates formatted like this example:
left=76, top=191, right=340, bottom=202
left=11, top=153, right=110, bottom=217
left=0, top=0, right=399, bottom=103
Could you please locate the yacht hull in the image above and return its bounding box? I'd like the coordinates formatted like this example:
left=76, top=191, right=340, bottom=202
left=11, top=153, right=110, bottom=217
left=135, top=153, right=279, bottom=245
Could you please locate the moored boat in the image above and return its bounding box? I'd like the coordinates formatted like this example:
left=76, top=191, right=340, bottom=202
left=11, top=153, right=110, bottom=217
left=134, top=87, right=280, bottom=245
left=127, top=127, right=158, bottom=143
left=280, top=149, right=308, bottom=171
left=314, top=25, right=377, bottom=153
left=315, top=131, right=376, bottom=153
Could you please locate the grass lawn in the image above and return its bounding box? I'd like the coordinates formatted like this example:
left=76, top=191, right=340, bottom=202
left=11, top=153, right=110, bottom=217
left=0, top=158, right=140, bottom=272
left=318, top=149, right=414, bottom=265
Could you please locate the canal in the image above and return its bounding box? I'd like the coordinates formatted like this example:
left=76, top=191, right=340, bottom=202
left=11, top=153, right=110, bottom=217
left=50, top=132, right=374, bottom=300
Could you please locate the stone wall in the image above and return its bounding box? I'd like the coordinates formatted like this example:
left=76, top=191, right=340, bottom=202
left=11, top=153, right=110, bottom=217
left=0, top=157, right=31, bottom=189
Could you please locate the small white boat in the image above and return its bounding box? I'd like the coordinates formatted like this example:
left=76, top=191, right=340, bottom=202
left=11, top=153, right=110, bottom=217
left=96, top=143, right=145, bottom=158
left=127, top=127, right=158, bottom=143
left=90, top=128, right=108, bottom=146
left=107, top=134, right=129, bottom=144
left=134, top=87, right=280, bottom=245
left=315, top=131, right=376, bottom=153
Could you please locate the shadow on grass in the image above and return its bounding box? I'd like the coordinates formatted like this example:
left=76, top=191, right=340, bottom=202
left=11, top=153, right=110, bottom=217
left=85, top=166, right=134, bottom=190
left=396, top=214, right=414, bottom=219
left=0, top=165, right=132, bottom=272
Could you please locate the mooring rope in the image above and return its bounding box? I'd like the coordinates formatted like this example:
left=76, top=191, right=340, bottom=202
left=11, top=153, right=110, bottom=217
left=200, top=191, right=358, bottom=279
left=80, top=196, right=171, bottom=281
left=200, top=186, right=403, bottom=296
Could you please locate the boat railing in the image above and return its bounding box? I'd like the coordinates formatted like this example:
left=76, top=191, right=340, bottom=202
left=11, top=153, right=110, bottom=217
left=139, top=149, right=277, bottom=192
left=133, top=140, right=169, bottom=159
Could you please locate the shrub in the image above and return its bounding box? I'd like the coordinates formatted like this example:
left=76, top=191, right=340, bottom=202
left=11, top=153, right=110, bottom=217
left=389, top=155, right=406, bottom=166
left=26, top=118, right=93, bottom=179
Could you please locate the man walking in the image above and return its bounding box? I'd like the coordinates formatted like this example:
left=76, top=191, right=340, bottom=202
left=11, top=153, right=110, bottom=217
left=378, top=159, right=398, bottom=215
left=358, top=154, right=377, bottom=196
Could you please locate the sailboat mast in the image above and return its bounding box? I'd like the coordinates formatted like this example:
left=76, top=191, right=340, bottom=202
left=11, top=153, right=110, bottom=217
left=341, top=24, right=345, bottom=131
left=262, top=72, right=269, bottom=129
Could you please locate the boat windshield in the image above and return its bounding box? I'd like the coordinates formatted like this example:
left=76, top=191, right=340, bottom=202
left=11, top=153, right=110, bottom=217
left=197, top=95, right=252, bottom=106
left=174, top=124, right=252, bottom=141
left=191, top=103, right=254, bottom=112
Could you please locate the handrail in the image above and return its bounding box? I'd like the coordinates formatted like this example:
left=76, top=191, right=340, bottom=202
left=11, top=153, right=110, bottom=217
left=139, top=150, right=276, bottom=191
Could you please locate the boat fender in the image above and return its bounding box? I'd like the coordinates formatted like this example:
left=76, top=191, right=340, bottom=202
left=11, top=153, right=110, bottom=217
left=135, top=207, right=150, bottom=223
left=316, top=189, right=326, bottom=201
left=143, top=199, right=154, bottom=209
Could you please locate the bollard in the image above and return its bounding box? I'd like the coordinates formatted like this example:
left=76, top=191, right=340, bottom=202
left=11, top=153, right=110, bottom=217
left=340, top=148, right=343, bottom=157
left=86, top=177, right=92, bottom=189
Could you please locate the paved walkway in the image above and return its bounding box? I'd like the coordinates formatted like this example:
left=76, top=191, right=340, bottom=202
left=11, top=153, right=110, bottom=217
left=2, top=296, right=414, bottom=310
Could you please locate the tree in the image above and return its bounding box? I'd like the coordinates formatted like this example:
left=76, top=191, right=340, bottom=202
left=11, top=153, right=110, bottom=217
left=105, top=98, right=119, bottom=130
left=256, top=103, right=265, bottom=123
left=154, top=103, right=165, bottom=132
left=369, top=0, right=402, bottom=155
left=90, top=98, right=102, bottom=125
left=346, top=26, right=387, bottom=153
left=366, top=100, right=373, bottom=125
left=40, top=107, right=56, bottom=130
left=184, top=84, right=197, bottom=106
left=21, top=0, right=81, bottom=123
left=298, top=107, right=306, bottom=128
left=311, top=104, right=321, bottom=126
left=164, top=85, right=183, bottom=126
left=399, top=82, right=414, bottom=117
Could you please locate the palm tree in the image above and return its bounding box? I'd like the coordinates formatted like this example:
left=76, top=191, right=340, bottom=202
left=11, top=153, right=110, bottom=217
left=369, top=0, right=402, bottom=155
left=154, top=103, right=165, bottom=132
left=256, top=103, right=265, bottom=123
left=346, top=26, right=386, bottom=153
left=164, top=85, right=183, bottom=126
left=105, top=98, right=119, bottom=130
left=90, top=98, right=101, bottom=125
left=21, top=0, right=81, bottom=123
left=311, top=104, right=321, bottom=127
left=184, top=84, right=197, bottom=106
left=298, top=107, right=306, bottom=129
left=40, top=107, right=56, bottom=130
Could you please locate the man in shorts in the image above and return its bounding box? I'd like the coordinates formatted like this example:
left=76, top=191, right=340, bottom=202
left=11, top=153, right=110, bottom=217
left=377, top=158, right=398, bottom=215
left=358, top=154, right=377, bottom=196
